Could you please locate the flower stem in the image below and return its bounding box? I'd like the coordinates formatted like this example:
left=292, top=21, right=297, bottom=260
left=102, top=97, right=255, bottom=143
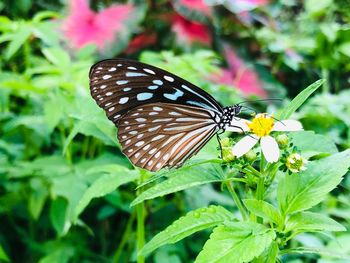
left=256, top=151, right=266, bottom=223
left=225, top=181, right=248, bottom=220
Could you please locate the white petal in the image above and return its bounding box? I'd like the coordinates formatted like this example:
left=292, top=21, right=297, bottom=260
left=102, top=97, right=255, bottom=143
left=272, top=120, right=303, bottom=132
left=225, top=118, right=250, bottom=133
left=231, top=135, right=258, bottom=158
left=261, top=136, right=279, bottom=162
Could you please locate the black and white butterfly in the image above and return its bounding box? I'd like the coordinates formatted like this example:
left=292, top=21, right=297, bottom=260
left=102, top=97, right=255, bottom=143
left=89, top=59, right=244, bottom=172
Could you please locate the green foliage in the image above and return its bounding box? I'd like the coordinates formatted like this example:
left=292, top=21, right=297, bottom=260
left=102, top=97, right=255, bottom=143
left=140, top=205, right=235, bottom=257
left=278, top=149, right=350, bottom=215
left=195, top=222, right=276, bottom=263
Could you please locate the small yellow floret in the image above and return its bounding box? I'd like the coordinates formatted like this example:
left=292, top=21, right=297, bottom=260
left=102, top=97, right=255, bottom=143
left=247, top=114, right=274, bottom=137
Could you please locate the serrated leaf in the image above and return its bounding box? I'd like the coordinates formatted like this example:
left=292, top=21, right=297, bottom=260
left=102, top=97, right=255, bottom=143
left=289, top=131, right=337, bottom=158
left=73, top=165, right=139, bottom=220
left=278, top=79, right=324, bottom=119
left=243, top=199, right=283, bottom=226
left=140, top=205, right=235, bottom=257
left=5, top=24, right=32, bottom=60
left=42, top=47, right=70, bottom=68
left=285, top=212, right=345, bottom=233
left=278, top=149, right=350, bottom=215
left=195, top=222, right=275, bottom=263
left=131, top=163, right=224, bottom=206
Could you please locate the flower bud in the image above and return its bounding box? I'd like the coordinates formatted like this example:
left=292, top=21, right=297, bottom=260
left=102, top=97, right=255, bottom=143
left=244, top=149, right=257, bottom=162
left=222, top=147, right=235, bottom=162
left=286, top=153, right=308, bottom=173
left=220, top=137, right=231, bottom=148
left=276, top=134, right=289, bottom=148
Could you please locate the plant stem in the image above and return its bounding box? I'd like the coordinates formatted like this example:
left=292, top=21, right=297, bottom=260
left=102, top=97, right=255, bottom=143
left=136, top=202, right=145, bottom=263
left=136, top=173, right=146, bottom=263
left=112, top=212, right=135, bottom=263
left=256, top=151, right=266, bottom=223
left=225, top=181, right=248, bottom=220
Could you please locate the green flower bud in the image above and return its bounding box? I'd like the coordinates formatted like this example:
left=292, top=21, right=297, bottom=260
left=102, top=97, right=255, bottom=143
left=244, top=149, right=257, bottom=162
left=286, top=153, right=308, bottom=173
left=276, top=134, right=289, bottom=148
left=222, top=146, right=236, bottom=163
left=220, top=137, right=231, bottom=148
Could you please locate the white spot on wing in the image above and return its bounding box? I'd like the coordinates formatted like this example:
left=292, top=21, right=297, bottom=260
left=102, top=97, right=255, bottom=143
left=109, top=67, right=116, bottom=71
left=136, top=118, right=146, bottom=122
left=119, top=97, right=129, bottom=104
left=148, top=85, right=158, bottom=90
left=126, top=72, right=147, bottom=77
left=123, top=87, right=131, bottom=91
left=108, top=107, right=115, bottom=112
left=117, top=80, right=128, bottom=85
left=152, top=135, right=165, bottom=141
left=143, top=145, right=150, bottom=150
left=137, top=93, right=153, bottom=101
left=148, top=160, right=153, bottom=166
left=149, top=148, right=157, bottom=154
left=135, top=141, right=145, bottom=147
left=100, top=85, right=107, bottom=89
left=153, top=107, right=163, bottom=111
left=153, top=80, right=163, bottom=85
left=164, top=75, right=174, bottom=82
left=148, top=125, right=161, bottom=132
left=103, top=75, right=112, bottom=80
left=155, top=152, right=161, bottom=158
left=127, top=66, right=137, bottom=70
left=144, top=68, right=155, bottom=74
left=106, top=92, right=113, bottom=96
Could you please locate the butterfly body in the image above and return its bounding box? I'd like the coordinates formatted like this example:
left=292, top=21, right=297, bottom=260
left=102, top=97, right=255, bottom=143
left=89, top=59, right=242, bottom=171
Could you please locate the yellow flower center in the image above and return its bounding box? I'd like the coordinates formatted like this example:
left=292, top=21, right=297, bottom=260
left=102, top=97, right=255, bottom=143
left=247, top=114, right=274, bottom=137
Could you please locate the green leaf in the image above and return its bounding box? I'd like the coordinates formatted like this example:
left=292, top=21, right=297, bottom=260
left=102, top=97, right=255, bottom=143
left=243, top=199, right=283, bottom=226
left=253, top=241, right=279, bottom=263
left=195, top=222, right=275, bottom=263
left=285, top=211, right=345, bottom=233
left=280, top=247, right=350, bottom=260
left=29, top=178, right=48, bottom=220
left=131, top=163, right=224, bottom=206
left=0, top=244, right=10, bottom=262
left=278, top=79, right=325, bottom=119
left=140, top=205, right=235, bottom=257
left=50, top=197, right=69, bottom=237
left=73, top=165, right=139, bottom=220
left=278, top=149, right=350, bottom=215
left=289, top=131, right=338, bottom=158
left=63, top=120, right=117, bottom=154
left=338, top=42, right=350, bottom=57
left=42, top=47, right=70, bottom=68
left=5, top=24, right=32, bottom=60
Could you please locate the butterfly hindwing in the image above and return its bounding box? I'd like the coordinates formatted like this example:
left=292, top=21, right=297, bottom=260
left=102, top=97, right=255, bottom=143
left=89, top=59, right=223, bottom=123
left=117, top=103, right=219, bottom=171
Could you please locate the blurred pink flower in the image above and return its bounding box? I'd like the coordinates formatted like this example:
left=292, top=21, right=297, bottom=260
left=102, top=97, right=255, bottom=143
left=172, top=14, right=211, bottom=45
left=211, top=46, right=267, bottom=97
left=61, top=0, right=134, bottom=50
left=176, top=0, right=211, bottom=16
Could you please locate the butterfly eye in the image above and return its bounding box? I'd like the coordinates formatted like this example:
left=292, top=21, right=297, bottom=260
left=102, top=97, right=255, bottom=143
left=89, top=59, right=239, bottom=171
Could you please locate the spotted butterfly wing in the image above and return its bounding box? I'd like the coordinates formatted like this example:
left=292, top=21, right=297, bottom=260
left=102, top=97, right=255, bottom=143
left=89, top=59, right=225, bottom=171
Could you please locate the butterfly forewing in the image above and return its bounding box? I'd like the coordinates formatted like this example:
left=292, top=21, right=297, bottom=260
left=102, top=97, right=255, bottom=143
left=89, top=59, right=223, bottom=123
left=89, top=58, right=226, bottom=171
left=117, top=103, right=219, bottom=171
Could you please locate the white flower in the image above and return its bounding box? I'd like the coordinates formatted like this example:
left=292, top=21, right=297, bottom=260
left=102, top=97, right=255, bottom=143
left=227, top=113, right=303, bottom=162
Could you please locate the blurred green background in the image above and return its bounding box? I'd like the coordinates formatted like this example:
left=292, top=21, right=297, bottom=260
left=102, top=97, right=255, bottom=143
left=0, top=0, right=350, bottom=262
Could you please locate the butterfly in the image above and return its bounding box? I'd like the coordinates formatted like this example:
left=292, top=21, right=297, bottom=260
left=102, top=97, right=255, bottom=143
left=89, top=59, right=244, bottom=172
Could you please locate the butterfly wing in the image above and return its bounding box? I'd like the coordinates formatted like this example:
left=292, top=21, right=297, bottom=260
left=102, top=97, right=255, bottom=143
left=89, top=59, right=223, bottom=124
left=117, top=103, right=219, bottom=171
